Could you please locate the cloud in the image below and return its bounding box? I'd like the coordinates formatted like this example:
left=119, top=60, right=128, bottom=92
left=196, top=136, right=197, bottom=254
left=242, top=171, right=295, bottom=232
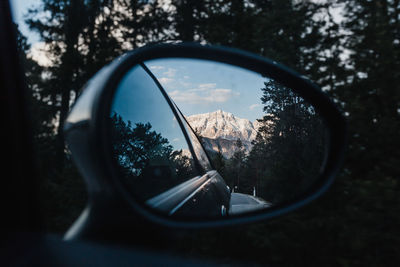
left=209, top=89, right=239, bottom=102
left=187, top=87, right=208, bottom=93
left=159, top=77, right=174, bottom=84
left=180, top=81, right=192, bottom=88
left=169, top=87, right=239, bottom=104
left=249, top=103, right=262, bottom=110
left=198, top=83, right=216, bottom=89
left=149, top=65, right=165, bottom=70
left=163, top=68, right=177, bottom=78
left=185, top=83, right=216, bottom=93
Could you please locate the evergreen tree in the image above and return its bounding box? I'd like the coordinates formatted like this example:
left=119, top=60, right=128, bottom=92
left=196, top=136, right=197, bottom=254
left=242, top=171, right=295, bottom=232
left=110, top=113, right=197, bottom=199
left=23, top=0, right=175, bottom=231
left=334, top=0, right=400, bottom=181
left=229, top=139, right=246, bottom=192
left=213, top=150, right=226, bottom=175
left=245, top=79, right=325, bottom=202
left=26, top=0, right=172, bottom=165
left=172, top=0, right=207, bottom=41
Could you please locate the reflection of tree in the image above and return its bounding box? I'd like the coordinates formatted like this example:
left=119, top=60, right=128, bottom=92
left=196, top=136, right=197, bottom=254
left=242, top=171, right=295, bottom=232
left=110, top=113, right=197, bottom=200
left=245, top=80, right=326, bottom=203
left=201, top=80, right=325, bottom=203
left=195, top=79, right=325, bottom=202
left=229, top=139, right=246, bottom=192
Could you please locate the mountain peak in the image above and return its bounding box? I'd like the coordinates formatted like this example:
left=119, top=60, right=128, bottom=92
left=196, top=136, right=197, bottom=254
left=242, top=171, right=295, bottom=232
left=186, top=110, right=260, bottom=158
left=196, top=109, right=232, bottom=117
left=186, top=110, right=258, bottom=142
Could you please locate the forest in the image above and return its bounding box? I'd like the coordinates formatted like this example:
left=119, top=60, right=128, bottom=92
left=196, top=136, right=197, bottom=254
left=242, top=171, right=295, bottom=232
left=15, top=0, right=400, bottom=266
left=110, top=113, right=198, bottom=200
left=205, top=78, right=326, bottom=205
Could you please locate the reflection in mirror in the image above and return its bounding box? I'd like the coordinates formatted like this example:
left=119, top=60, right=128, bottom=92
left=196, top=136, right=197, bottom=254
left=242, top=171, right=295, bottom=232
left=110, top=58, right=327, bottom=219
left=145, top=59, right=327, bottom=215
left=110, top=65, right=200, bottom=201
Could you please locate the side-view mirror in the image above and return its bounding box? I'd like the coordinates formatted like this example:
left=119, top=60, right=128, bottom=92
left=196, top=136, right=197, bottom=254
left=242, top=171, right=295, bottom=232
left=64, top=43, right=346, bottom=240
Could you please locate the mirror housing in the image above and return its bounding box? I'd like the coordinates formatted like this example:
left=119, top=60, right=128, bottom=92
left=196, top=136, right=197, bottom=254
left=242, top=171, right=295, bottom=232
left=64, top=43, right=346, bottom=239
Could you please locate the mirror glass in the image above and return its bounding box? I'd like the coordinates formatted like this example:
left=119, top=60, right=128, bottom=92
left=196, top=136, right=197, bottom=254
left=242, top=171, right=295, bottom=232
left=110, top=58, right=328, bottom=219
left=110, top=65, right=202, bottom=201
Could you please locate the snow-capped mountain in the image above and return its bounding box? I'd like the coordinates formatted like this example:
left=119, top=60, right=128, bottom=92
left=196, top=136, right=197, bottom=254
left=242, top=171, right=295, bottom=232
left=186, top=110, right=259, bottom=141
left=186, top=110, right=261, bottom=158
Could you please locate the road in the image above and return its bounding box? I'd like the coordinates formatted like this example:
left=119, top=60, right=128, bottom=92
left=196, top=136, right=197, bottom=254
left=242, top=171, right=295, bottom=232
left=229, top=193, right=271, bottom=215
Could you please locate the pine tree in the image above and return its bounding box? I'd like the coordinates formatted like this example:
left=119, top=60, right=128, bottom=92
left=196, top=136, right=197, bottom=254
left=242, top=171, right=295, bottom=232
left=334, top=0, right=400, bottom=181
left=26, top=0, right=172, bottom=165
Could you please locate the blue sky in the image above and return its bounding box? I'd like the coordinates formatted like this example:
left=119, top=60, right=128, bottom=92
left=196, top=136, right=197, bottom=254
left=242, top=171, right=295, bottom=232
left=112, top=65, right=191, bottom=151
left=10, top=0, right=41, bottom=45
left=146, top=58, right=268, bottom=122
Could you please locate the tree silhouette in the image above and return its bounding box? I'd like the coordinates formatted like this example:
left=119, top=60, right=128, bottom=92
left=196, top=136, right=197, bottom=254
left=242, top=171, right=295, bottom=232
left=110, top=113, right=197, bottom=200
left=243, top=79, right=325, bottom=203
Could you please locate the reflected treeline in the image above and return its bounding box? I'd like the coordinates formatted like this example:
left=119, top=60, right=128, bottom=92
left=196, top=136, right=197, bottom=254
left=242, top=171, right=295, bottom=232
left=110, top=113, right=198, bottom=200
left=206, top=80, right=326, bottom=204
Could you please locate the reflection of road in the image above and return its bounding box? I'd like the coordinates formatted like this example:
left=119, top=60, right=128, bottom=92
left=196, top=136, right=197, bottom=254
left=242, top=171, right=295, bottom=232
left=229, top=193, right=271, bottom=215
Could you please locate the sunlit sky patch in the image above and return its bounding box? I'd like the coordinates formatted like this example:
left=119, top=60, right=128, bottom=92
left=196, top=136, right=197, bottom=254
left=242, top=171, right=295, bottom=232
left=145, top=58, right=267, bottom=122
left=11, top=0, right=42, bottom=44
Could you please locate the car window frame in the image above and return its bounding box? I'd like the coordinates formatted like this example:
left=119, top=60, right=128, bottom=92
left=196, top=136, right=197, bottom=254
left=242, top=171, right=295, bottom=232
left=140, top=63, right=208, bottom=175
left=171, top=102, right=214, bottom=171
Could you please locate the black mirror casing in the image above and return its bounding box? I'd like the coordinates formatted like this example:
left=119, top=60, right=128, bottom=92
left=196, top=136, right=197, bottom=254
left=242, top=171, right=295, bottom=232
left=64, top=43, right=347, bottom=240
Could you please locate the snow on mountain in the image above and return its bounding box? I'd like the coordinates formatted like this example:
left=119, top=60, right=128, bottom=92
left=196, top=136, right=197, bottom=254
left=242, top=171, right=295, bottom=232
left=186, top=110, right=261, bottom=158
left=186, top=110, right=259, bottom=142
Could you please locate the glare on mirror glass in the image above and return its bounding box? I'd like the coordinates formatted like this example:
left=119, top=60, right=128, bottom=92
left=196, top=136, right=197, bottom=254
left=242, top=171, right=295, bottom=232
left=110, top=58, right=327, bottom=218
